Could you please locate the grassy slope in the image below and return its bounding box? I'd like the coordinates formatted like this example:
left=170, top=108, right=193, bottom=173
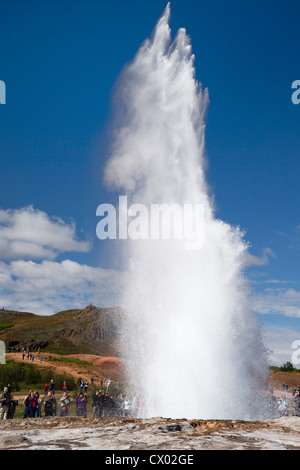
left=0, top=307, right=120, bottom=356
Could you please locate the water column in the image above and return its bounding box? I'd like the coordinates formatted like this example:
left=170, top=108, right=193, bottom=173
left=104, top=3, right=268, bottom=419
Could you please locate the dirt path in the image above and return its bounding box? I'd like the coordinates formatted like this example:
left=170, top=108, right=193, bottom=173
left=6, top=352, right=125, bottom=385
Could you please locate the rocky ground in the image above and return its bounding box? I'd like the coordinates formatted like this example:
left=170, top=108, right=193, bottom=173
left=3, top=352, right=300, bottom=451
left=0, top=415, right=299, bottom=450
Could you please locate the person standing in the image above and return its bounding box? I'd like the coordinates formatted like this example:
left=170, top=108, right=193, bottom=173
left=57, top=392, right=70, bottom=417
left=76, top=393, right=88, bottom=417
left=0, top=387, right=10, bottom=420
left=105, top=378, right=111, bottom=391
left=98, top=390, right=105, bottom=417
left=23, top=392, right=31, bottom=419
left=27, top=391, right=37, bottom=418
left=49, top=379, right=55, bottom=395
left=7, top=395, right=18, bottom=419
left=278, top=395, right=288, bottom=416
left=123, top=396, right=131, bottom=418
left=92, top=391, right=100, bottom=417
left=293, top=389, right=300, bottom=416
left=34, top=391, right=42, bottom=418
left=44, top=391, right=56, bottom=417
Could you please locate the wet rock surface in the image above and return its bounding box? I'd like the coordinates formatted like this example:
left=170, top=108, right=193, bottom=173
left=0, top=416, right=299, bottom=450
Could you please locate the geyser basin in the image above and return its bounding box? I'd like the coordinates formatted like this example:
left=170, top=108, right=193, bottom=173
left=104, top=3, right=268, bottom=420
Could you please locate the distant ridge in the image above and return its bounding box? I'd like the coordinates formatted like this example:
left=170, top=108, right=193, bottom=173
left=0, top=304, right=123, bottom=356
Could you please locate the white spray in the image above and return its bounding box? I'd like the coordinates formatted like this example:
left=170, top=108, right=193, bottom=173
left=104, top=3, right=268, bottom=419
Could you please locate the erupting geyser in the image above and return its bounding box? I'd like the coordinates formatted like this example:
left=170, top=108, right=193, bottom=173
left=104, top=3, right=268, bottom=419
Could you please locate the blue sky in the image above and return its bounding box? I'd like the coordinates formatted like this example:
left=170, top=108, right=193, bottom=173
left=0, top=0, right=300, bottom=366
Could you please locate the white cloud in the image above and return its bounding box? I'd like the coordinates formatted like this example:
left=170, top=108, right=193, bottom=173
left=253, top=287, right=300, bottom=318
left=261, top=279, right=296, bottom=284
left=0, top=206, right=124, bottom=314
left=0, top=206, right=91, bottom=260
left=0, top=259, right=124, bottom=315
left=245, top=247, right=276, bottom=267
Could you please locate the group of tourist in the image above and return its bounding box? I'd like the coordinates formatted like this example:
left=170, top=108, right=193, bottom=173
left=92, top=391, right=142, bottom=418
left=2, top=380, right=300, bottom=421
left=23, top=380, right=72, bottom=418
left=264, top=387, right=300, bottom=418
left=25, top=379, right=89, bottom=418
left=0, top=380, right=74, bottom=419
left=26, top=390, right=85, bottom=418
left=0, top=379, right=143, bottom=420
left=278, top=387, right=300, bottom=417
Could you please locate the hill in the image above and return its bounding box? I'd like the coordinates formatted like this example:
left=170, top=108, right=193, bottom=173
left=0, top=304, right=123, bottom=356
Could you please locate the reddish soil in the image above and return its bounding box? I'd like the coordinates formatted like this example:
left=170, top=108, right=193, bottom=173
left=267, top=370, right=300, bottom=391
left=67, top=354, right=126, bottom=382
left=6, top=352, right=126, bottom=385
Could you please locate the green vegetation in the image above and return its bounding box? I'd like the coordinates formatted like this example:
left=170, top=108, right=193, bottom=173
left=47, top=355, right=93, bottom=366
left=0, top=360, right=76, bottom=392
left=281, top=361, right=297, bottom=372
left=270, top=362, right=300, bottom=373
left=0, top=322, right=14, bottom=331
